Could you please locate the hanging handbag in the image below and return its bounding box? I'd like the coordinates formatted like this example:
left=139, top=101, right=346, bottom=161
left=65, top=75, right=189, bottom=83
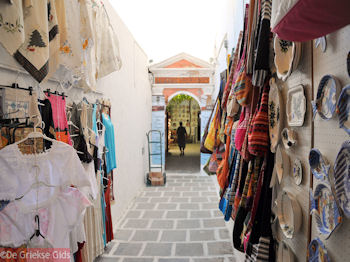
left=234, top=106, right=250, bottom=152
left=201, top=96, right=219, bottom=154
left=248, top=82, right=270, bottom=157
left=208, top=142, right=225, bottom=173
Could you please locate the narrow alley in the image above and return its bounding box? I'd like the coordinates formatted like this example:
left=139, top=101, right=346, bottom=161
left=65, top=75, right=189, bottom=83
left=97, top=173, right=244, bottom=262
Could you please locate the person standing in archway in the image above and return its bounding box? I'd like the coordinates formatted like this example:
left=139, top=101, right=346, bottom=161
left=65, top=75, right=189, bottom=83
left=177, top=122, right=187, bottom=156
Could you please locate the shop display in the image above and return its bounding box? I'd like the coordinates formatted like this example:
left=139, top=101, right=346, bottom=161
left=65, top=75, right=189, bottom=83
left=268, top=78, right=283, bottom=153
left=293, top=158, right=303, bottom=185
left=310, top=183, right=342, bottom=239
left=336, top=84, right=350, bottom=135
left=308, top=238, right=330, bottom=262
left=276, top=145, right=290, bottom=184
left=277, top=241, right=295, bottom=262
left=333, top=140, right=350, bottom=218
left=286, top=85, right=306, bottom=126
left=313, top=75, right=340, bottom=120
left=282, top=128, right=297, bottom=149
left=276, top=189, right=302, bottom=238
left=315, top=37, right=327, bottom=53
left=309, top=149, right=330, bottom=180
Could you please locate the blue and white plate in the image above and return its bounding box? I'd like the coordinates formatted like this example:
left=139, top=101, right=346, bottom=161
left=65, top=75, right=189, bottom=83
left=310, top=183, right=342, bottom=239
left=313, top=75, right=340, bottom=120
left=336, top=84, right=350, bottom=135
left=334, top=140, right=350, bottom=218
left=308, top=238, right=330, bottom=262
left=309, top=149, right=330, bottom=180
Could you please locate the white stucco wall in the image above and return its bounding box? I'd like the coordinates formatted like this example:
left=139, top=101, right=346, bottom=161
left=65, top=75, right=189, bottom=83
left=0, top=0, right=151, bottom=231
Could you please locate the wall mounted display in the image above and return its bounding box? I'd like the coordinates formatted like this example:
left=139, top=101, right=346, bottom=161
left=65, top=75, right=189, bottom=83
left=315, top=36, right=327, bottom=53
left=286, top=85, right=306, bottom=126
left=313, top=75, right=340, bottom=120
left=308, top=238, right=330, bottom=262
left=276, top=145, right=290, bottom=184
left=309, top=149, right=330, bottom=181
left=282, top=128, right=297, bottom=149
left=336, top=84, right=350, bottom=135
left=268, top=78, right=283, bottom=153
left=277, top=241, right=295, bottom=262
left=310, top=183, right=342, bottom=239
left=276, top=189, right=302, bottom=239
left=333, top=140, right=350, bottom=218
left=293, top=158, right=303, bottom=185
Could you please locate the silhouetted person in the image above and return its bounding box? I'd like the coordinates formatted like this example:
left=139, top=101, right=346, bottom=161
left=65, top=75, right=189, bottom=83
left=177, top=122, right=187, bottom=156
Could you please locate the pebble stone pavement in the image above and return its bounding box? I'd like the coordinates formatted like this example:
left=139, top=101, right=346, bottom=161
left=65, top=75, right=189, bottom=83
left=95, top=173, right=245, bottom=262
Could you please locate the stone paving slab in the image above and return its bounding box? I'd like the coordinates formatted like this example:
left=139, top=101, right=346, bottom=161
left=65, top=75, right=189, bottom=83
left=97, top=173, right=242, bottom=262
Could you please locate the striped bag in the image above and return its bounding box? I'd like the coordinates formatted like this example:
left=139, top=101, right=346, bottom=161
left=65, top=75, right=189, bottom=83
left=248, top=82, right=270, bottom=157
left=233, top=66, right=253, bottom=107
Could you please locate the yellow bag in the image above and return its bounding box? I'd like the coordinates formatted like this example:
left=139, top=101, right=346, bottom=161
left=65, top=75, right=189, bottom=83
left=204, top=105, right=220, bottom=152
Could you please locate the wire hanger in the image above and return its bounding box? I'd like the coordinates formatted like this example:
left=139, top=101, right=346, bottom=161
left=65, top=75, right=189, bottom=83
left=29, top=215, right=45, bottom=240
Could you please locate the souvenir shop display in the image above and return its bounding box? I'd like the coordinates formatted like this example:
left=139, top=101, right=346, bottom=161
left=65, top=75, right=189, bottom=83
left=268, top=77, right=283, bottom=153
left=333, top=140, right=350, bottom=218
left=313, top=75, right=340, bottom=120
left=310, top=183, right=342, bottom=239
left=286, top=85, right=306, bottom=126
left=308, top=238, right=330, bottom=262
left=315, top=37, right=327, bottom=53
left=309, top=149, right=330, bottom=181
left=293, top=158, right=303, bottom=186
left=336, top=84, right=350, bottom=135
left=277, top=241, right=295, bottom=262
left=282, top=128, right=297, bottom=149
left=276, top=189, right=302, bottom=239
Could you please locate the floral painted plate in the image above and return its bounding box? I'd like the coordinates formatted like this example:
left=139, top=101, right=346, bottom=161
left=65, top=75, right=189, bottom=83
left=333, top=140, right=350, bottom=218
left=309, top=149, right=330, bottom=181
left=293, top=158, right=303, bottom=185
left=268, top=78, right=283, bottom=153
left=313, top=75, right=340, bottom=120
left=287, top=85, right=306, bottom=126
left=274, top=36, right=296, bottom=81
left=308, top=238, right=330, bottom=262
left=336, top=84, right=350, bottom=135
left=278, top=241, right=295, bottom=262
left=277, top=189, right=302, bottom=239
left=310, top=183, right=342, bottom=239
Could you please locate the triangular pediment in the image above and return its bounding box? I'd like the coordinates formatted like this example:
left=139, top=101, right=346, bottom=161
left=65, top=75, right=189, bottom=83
left=165, top=59, right=202, bottom=68
left=149, top=53, right=213, bottom=70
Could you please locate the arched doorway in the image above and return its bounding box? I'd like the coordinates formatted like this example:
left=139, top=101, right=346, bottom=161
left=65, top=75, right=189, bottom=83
left=165, top=93, right=201, bottom=173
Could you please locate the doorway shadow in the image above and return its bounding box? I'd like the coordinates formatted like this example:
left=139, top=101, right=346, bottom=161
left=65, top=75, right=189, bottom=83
left=165, top=143, right=200, bottom=173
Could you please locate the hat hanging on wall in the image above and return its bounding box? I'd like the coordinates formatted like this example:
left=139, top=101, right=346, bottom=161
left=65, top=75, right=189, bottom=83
left=333, top=140, right=350, bottom=218
left=287, top=85, right=306, bottom=126
left=336, top=84, right=350, bottom=135
left=277, top=241, right=295, bottom=262
left=271, top=0, right=350, bottom=41
left=310, top=183, right=342, bottom=239
left=312, top=75, right=340, bottom=120
left=308, top=238, right=330, bottom=262
left=309, top=148, right=330, bottom=181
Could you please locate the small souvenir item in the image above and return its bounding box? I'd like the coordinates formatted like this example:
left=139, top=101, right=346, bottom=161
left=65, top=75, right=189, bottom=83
left=333, top=140, right=350, bottom=218
left=309, top=149, right=330, bottom=180
left=277, top=241, right=295, bottom=262
left=276, top=189, right=302, bottom=239
left=268, top=78, right=284, bottom=153
left=315, top=37, right=327, bottom=53
left=313, top=75, right=340, bottom=120
left=286, top=85, right=306, bottom=126
left=310, top=183, right=342, bottom=239
left=282, top=128, right=297, bottom=149
left=274, top=36, right=296, bottom=81
left=336, top=84, right=350, bottom=135
left=293, top=158, right=303, bottom=185
left=308, top=238, right=330, bottom=262
left=276, top=145, right=290, bottom=184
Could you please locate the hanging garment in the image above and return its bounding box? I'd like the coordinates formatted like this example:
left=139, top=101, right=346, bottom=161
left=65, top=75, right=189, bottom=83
left=102, top=113, right=116, bottom=174
left=0, top=187, right=91, bottom=248
left=0, top=140, right=92, bottom=201
left=104, top=178, right=114, bottom=243
left=0, top=0, right=25, bottom=55
left=38, top=99, right=56, bottom=149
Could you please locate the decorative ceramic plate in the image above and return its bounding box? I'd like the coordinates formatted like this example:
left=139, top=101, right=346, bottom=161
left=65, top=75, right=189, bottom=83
left=334, top=140, right=350, bottom=218
left=347, top=51, right=350, bottom=78
left=276, top=145, right=290, bottom=184
left=310, top=183, right=342, bottom=239
left=278, top=241, right=295, bottom=262
left=293, top=158, right=303, bottom=185
left=315, top=37, right=327, bottom=53
left=336, top=84, right=350, bottom=135
left=274, top=36, right=296, bottom=81
left=276, top=189, right=302, bottom=239
left=314, top=75, right=340, bottom=120
left=282, top=128, right=297, bottom=149
left=308, top=238, right=330, bottom=262
left=309, top=149, right=330, bottom=180
left=287, top=85, right=306, bottom=126
left=292, top=42, right=302, bottom=71
left=268, top=78, right=283, bottom=153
